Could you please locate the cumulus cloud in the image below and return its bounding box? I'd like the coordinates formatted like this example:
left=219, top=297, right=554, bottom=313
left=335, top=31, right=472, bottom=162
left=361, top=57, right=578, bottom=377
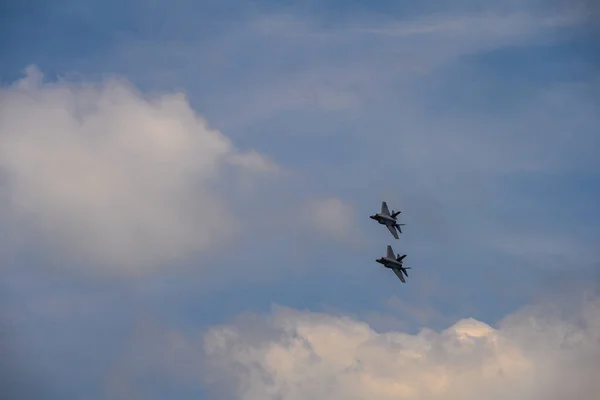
left=0, top=66, right=278, bottom=273
left=202, top=294, right=600, bottom=400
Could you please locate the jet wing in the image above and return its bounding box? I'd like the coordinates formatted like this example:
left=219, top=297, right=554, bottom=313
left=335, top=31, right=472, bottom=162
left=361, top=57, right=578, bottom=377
left=386, top=245, right=395, bottom=259
left=392, top=268, right=406, bottom=283
left=387, top=225, right=399, bottom=239
left=381, top=201, right=391, bottom=216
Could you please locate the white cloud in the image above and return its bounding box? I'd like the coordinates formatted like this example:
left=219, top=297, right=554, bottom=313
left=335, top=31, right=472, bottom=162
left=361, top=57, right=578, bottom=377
left=0, top=66, right=278, bottom=274
left=202, top=295, right=600, bottom=400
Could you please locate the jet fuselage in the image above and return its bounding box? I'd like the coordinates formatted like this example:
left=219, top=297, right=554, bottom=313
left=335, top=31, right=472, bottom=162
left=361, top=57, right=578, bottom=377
left=370, top=214, right=396, bottom=225
left=376, top=257, right=410, bottom=278
left=376, top=257, right=403, bottom=269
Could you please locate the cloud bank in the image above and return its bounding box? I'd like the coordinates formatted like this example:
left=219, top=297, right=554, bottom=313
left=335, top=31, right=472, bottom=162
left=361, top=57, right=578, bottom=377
left=202, top=294, right=600, bottom=400
left=0, top=66, right=278, bottom=273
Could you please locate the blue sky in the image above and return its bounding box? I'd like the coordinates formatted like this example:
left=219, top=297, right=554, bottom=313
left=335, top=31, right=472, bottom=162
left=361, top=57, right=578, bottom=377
left=1, top=1, right=599, bottom=399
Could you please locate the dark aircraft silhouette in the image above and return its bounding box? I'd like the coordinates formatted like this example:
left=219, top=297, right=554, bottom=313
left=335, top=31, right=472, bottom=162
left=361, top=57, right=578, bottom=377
left=375, top=245, right=411, bottom=283
left=370, top=201, right=405, bottom=239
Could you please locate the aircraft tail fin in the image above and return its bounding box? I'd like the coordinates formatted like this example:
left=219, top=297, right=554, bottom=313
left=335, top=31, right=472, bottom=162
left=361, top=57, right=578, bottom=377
left=391, top=210, right=401, bottom=218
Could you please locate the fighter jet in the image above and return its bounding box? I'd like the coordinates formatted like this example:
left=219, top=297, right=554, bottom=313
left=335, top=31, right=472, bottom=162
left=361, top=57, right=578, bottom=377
left=375, top=245, right=411, bottom=283
left=369, top=201, right=405, bottom=239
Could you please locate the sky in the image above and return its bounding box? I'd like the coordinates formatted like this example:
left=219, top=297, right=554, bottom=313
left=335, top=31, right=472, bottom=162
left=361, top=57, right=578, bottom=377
left=1, top=0, right=599, bottom=399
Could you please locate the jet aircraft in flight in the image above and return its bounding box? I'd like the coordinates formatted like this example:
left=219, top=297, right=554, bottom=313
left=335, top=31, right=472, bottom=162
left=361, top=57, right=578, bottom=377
left=375, top=245, right=411, bottom=283
left=369, top=201, right=405, bottom=239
